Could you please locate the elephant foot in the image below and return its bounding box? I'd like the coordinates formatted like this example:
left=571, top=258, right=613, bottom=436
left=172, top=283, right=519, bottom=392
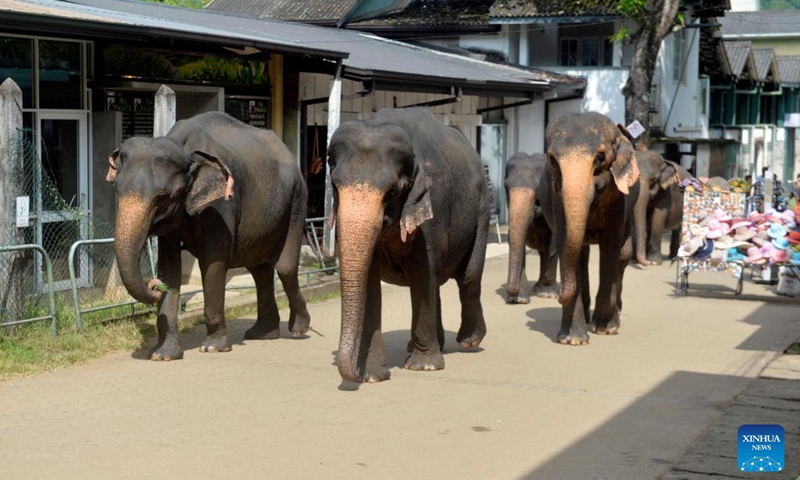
left=149, top=339, right=183, bottom=361
left=244, top=321, right=280, bottom=340
left=457, top=323, right=486, bottom=349
left=288, top=310, right=311, bottom=338
left=532, top=281, right=559, bottom=299
left=364, top=354, right=390, bottom=383
left=199, top=334, right=232, bottom=353
left=404, top=349, right=445, bottom=371
left=506, top=293, right=530, bottom=304
left=557, top=328, right=590, bottom=346
left=646, top=254, right=664, bottom=266
left=591, top=316, right=620, bottom=335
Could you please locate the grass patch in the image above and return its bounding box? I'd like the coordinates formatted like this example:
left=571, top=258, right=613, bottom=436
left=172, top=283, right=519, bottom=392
left=0, top=287, right=335, bottom=381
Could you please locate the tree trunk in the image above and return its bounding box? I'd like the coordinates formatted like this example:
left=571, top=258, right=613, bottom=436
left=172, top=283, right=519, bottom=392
left=622, top=0, right=682, bottom=149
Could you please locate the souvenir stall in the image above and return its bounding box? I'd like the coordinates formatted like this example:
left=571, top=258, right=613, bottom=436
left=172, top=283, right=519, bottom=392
left=674, top=177, right=800, bottom=297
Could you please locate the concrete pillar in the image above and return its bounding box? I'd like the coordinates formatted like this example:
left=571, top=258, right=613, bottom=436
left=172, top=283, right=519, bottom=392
left=518, top=24, right=529, bottom=67
left=323, top=61, right=342, bottom=257
left=0, top=78, right=25, bottom=323
left=154, top=85, right=176, bottom=137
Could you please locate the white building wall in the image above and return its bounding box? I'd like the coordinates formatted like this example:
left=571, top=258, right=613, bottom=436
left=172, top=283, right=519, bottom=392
left=656, top=26, right=708, bottom=139
left=504, top=100, right=546, bottom=156
left=547, top=68, right=628, bottom=125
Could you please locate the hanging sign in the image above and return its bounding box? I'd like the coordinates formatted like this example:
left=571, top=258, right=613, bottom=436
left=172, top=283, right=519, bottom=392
left=16, top=196, right=29, bottom=228
left=626, top=120, right=645, bottom=139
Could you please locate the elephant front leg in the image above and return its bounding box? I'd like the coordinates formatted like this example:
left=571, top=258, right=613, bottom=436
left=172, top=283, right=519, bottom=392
left=557, top=245, right=590, bottom=346
left=244, top=263, right=281, bottom=340
left=532, top=238, right=559, bottom=299
left=646, top=207, right=669, bottom=265
left=668, top=228, right=681, bottom=261
left=150, top=235, right=183, bottom=361
left=198, top=255, right=232, bottom=353
left=363, top=253, right=389, bottom=382
left=591, top=237, right=624, bottom=335
left=406, top=276, right=445, bottom=371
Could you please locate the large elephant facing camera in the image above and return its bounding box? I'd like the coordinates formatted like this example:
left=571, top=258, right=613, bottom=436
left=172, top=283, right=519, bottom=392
left=107, top=111, right=310, bottom=360
left=544, top=112, right=640, bottom=345
left=632, top=148, right=691, bottom=265
left=328, top=107, right=489, bottom=383
left=504, top=152, right=558, bottom=304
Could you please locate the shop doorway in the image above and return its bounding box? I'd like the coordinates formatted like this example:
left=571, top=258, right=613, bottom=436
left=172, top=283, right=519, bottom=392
left=304, top=125, right=328, bottom=219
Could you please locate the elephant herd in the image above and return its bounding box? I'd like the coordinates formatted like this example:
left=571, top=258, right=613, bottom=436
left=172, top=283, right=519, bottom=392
left=108, top=108, right=688, bottom=384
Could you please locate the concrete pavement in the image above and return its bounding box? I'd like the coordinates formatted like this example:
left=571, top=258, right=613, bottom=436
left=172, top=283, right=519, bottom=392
left=2, top=244, right=799, bottom=480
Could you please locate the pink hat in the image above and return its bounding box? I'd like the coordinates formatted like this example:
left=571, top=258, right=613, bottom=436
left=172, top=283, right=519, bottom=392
left=744, top=246, right=766, bottom=264
left=773, top=249, right=789, bottom=263
left=706, top=219, right=726, bottom=239
left=728, top=220, right=751, bottom=233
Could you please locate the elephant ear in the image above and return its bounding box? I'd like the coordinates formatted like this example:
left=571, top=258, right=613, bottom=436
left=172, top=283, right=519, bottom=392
left=185, top=151, right=235, bottom=216
left=611, top=125, right=640, bottom=195
left=400, top=161, right=433, bottom=243
left=659, top=160, right=681, bottom=190
left=105, top=148, right=120, bottom=183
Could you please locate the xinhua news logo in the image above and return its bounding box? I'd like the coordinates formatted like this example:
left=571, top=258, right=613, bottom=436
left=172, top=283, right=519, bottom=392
left=738, top=424, right=785, bottom=472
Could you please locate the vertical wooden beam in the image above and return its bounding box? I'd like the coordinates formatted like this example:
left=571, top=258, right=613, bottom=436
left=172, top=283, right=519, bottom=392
left=270, top=53, right=284, bottom=139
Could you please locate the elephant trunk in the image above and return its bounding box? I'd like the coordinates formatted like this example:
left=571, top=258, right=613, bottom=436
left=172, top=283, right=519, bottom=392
left=114, top=194, right=163, bottom=305
left=336, top=186, right=385, bottom=383
left=506, top=187, right=536, bottom=299
left=558, top=169, right=593, bottom=306
left=633, top=180, right=650, bottom=266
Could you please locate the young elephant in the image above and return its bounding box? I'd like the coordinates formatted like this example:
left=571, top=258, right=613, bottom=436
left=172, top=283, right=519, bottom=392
left=504, top=152, right=558, bottom=304
left=107, top=111, right=310, bottom=360
left=632, top=148, right=691, bottom=265
left=544, top=112, right=640, bottom=345
left=328, top=107, right=489, bottom=383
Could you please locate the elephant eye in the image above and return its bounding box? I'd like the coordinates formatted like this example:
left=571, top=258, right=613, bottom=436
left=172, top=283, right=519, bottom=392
left=595, top=152, right=606, bottom=165
left=156, top=190, right=169, bottom=200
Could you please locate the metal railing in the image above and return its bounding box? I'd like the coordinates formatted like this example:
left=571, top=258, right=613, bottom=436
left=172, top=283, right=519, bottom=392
left=0, top=244, right=57, bottom=335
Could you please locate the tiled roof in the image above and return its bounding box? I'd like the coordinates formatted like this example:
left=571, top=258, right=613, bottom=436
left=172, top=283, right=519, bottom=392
left=205, top=0, right=357, bottom=23
left=723, top=41, right=754, bottom=78
left=777, top=56, right=800, bottom=85
left=350, top=0, right=494, bottom=27
left=751, top=48, right=778, bottom=83
left=718, top=9, right=800, bottom=37
left=489, top=0, right=617, bottom=20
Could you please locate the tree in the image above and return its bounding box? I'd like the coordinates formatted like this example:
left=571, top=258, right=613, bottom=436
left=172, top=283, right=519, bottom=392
left=613, top=0, right=683, bottom=147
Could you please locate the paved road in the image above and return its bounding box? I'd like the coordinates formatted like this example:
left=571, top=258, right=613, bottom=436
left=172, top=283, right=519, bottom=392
left=2, top=245, right=799, bottom=480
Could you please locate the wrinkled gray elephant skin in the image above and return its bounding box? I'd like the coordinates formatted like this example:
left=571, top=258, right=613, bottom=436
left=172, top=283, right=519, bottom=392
left=504, top=152, right=559, bottom=304
left=108, top=111, right=310, bottom=361
left=328, top=107, right=490, bottom=383
left=631, top=148, right=691, bottom=265
left=540, top=112, right=641, bottom=346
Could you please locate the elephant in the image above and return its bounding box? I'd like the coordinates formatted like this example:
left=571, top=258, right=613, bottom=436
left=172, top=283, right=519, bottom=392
left=106, top=111, right=311, bottom=360
left=504, top=152, right=559, bottom=304
left=632, top=148, right=691, bottom=265
left=328, top=107, right=489, bottom=383
left=543, top=112, right=641, bottom=345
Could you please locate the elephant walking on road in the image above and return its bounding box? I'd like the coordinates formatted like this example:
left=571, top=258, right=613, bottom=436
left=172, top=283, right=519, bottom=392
left=107, top=111, right=311, bottom=360
left=504, top=152, right=559, bottom=304
left=328, top=107, right=490, bottom=383
left=543, top=112, right=641, bottom=345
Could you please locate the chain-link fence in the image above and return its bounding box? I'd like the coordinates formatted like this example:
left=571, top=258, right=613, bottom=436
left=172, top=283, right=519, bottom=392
left=2, top=125, right=339, bottom=333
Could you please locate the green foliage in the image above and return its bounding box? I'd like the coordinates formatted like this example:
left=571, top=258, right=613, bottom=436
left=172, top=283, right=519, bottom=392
left=616, top=0, right=647, bottom=18
left=761, top=0, right=800, bottom=9
left=139, top=0, right=210, bottom=8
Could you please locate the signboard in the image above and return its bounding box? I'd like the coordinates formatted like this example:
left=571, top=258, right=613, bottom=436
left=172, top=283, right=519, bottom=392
left=626, top=120, right=645, bottom=139
left=784, top=113, right=800, bottom=128
left=225, top=97, right=270, bottom=129
left=16, top=196, right=29, bottom=228
left=105, top=91, right=154, bottom=140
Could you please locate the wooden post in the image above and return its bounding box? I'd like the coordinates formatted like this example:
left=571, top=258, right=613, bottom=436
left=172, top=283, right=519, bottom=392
left=154, top=85, right=176, bottom=137
left=0, top=78, right=24, bottom=323
left=323, top=61, right=343, bottom=257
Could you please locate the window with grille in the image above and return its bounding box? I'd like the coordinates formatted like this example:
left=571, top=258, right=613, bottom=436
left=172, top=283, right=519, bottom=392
left=559, top=37, right=612, bottom=67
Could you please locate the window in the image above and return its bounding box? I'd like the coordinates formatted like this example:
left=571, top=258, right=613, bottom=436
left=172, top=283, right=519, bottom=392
left=559, top=37, right=612, bottom=67
left=673, top=29, right=686, bottom=83
left=0, top=37, right=34, bottom=107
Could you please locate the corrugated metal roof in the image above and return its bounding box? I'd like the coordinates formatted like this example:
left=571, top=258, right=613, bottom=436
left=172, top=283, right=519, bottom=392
left=0, top=0, right=584, bottom=95
left=777, top=56, right=800, bottom=85
left=751, top=48, right=778, bottom=83
left=489, top=0, right=618, bottom=21
left=723, top=41, right=754, bottom=79
left=349, top=0, right=494, bottom=27
left=205, top=0, right=357, bottom=23
left=719, top=10, right=800, bottom=38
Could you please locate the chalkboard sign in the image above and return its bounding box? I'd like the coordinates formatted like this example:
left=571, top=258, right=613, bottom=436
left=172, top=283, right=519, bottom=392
left=483, top=164, right=499, bottom=226
left=104, top=91, right=154, bottom=141
left=225, top=97, right=270, bottom=129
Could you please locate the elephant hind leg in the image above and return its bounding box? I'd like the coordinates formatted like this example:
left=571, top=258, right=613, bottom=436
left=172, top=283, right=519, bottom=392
left=275, top=213, right=311, bottom=337
left=244, top=263, right=281, bottom=340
